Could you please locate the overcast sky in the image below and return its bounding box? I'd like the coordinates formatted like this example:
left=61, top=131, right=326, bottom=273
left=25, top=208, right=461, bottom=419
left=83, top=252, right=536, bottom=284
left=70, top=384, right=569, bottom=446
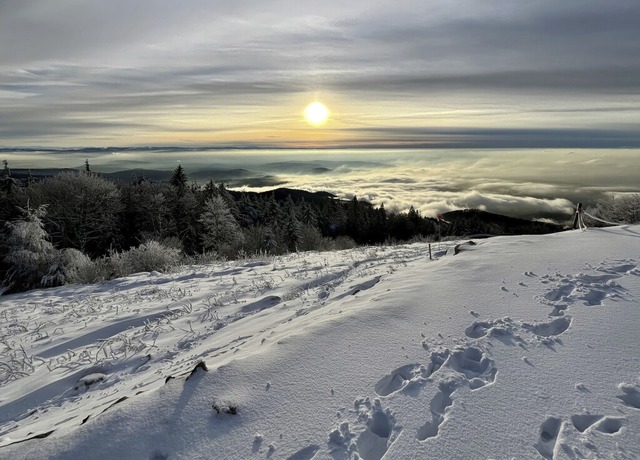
left=1, top=0, right=640, bottom=148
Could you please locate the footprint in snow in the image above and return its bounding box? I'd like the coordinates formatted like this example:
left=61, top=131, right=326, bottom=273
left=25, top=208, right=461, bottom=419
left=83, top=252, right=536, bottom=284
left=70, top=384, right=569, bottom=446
left=617, top=383, right=640, bottom=409
left=465, top=316, right=570, bottom=345
left=543, top=283, right=576, bottom=303
left=523, top=316, right=572, bottom=338
left=416, top=381, right=456, bottom=441
left=328, top=398, right=400, bottom=460
left=571, top=414, right=626, bottom=434
left=591, top=416, right=625, bottom=434
left=464, top=318, right=519, bottom=343
left=534, top=416, right=563, bottom=460
left=446, top=346, right=497, bottom=390
left=414, top=346, right=497, bottom=441
left=374, top=350, right=448, bottom=397
left=538, top=265, right=630, bottom=314
left=580, top=289, right=608, bottom=306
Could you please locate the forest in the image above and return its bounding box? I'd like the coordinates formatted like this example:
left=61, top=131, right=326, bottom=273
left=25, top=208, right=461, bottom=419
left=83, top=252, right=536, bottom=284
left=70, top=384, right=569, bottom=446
left=1, top=160, right=564, bottom=294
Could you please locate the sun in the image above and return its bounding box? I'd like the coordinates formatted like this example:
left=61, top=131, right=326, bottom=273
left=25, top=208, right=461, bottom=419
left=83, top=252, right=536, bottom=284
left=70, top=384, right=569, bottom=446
left=304, top=101, right=330, bottom=126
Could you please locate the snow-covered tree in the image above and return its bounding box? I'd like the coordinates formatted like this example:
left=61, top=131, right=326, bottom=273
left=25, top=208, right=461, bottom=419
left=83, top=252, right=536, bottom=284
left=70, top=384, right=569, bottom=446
left=2, top=204, right=56, bottom=294
left=1, top=159, right=19, bottom=195
left=199, top=196, right=244, bottom=255
left=282, top=211, right=302, bottom=252
left=587, top=194, right=640, bottom=226
left=31, top=172, right=123, bottom=256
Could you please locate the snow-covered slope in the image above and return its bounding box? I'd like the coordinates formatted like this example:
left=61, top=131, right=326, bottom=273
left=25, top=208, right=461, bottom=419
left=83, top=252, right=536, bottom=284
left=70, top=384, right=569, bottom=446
left=1, top=227, right=639, bottom=459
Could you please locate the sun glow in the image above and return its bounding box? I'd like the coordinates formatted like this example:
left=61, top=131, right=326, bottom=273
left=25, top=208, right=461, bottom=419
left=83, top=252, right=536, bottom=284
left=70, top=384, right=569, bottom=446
left=304, top=101, right=330, bottom=126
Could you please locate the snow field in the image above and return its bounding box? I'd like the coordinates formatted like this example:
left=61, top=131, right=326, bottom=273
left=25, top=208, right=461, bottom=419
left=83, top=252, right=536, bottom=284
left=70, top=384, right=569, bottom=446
left=1, top=228, right=639, bottom=459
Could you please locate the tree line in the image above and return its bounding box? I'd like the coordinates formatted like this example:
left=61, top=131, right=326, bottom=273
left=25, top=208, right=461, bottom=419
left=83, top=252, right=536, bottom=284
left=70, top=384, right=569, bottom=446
left=0, top=160, right=563, bottom=293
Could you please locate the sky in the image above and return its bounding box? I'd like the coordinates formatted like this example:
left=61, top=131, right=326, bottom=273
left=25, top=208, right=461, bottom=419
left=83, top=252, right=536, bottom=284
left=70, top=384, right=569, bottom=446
left=1, top=0, right=640, bottom=148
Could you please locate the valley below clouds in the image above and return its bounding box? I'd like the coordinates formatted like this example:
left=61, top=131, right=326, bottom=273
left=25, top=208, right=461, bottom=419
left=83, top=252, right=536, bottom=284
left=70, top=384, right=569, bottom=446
left=5, top=147, right=638, bottom=223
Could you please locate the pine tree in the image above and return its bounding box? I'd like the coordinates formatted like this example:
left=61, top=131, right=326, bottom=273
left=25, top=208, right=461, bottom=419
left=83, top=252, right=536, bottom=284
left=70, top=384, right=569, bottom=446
left=170, top=164, right=188, bottom=193
left=218, top=183, right=240, bottom=219
left=283, top=212, right=302, bottom=252
left=299, top=198, right=318, bottom=226
left=199, top=196, right=244, bottom=254
left=202, top=179, right=219, bottom=201
left=2, top=203, right=56, bottom=294
left=1, top=160, right=19, bottom=195
left=279, top=195, right=302, bottom=252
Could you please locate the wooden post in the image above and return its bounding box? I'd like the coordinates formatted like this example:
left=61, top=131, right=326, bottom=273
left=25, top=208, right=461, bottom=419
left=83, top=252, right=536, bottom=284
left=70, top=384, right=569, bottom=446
left=572, top=202, right=583, bottom=229
left=429, top=243, right=432, bottom=260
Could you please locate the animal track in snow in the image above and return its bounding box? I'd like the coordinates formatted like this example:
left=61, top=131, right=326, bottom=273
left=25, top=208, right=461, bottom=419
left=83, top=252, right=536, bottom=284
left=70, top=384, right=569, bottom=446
left=328, top=397, right=400, bottom=460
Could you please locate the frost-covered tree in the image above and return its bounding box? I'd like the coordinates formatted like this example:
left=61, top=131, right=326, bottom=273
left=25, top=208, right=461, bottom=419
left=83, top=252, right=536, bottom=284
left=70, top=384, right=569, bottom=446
left=31, top=172, right=123, bottom=256
left=2, top=204, right=56, bottom=294
left=587, top=194, right=640, bottom=226
left=199, top=196, right=244, bottom=254
left=281, top=195, right=302, bottom=252
left=1, top=160, right=19, bottom=196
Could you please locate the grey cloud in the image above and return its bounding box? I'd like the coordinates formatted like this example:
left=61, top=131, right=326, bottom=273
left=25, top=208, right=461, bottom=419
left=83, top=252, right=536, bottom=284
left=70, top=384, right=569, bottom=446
left=329, top=68, right=640, bottom=95
left=1, top=0, right=640, bottom=146
left=339, top=127, right=640, bottom=149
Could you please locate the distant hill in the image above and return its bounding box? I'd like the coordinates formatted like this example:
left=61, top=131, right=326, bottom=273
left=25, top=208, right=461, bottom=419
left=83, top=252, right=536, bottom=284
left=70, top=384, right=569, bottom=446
left=10, top=167, right=281, bottom=187
left=11, top=168, right=80, bottom=180
left=101, top=169, right=172, bottom=182
left=259, top=160, right=384, bottom=174
left=439, top=209, right=564, bottom=235
left=229, top=187, right=336, bottom=203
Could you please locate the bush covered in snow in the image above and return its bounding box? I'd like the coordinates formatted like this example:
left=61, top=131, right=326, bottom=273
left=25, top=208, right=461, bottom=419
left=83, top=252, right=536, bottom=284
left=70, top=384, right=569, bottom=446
left=586, top=194, right=640, bottom=226
left=107, top=241, right=182, bottom=277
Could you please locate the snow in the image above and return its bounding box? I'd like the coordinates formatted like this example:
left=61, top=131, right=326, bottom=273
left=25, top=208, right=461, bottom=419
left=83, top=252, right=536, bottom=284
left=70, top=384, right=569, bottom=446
left=1, top=227, right=639, bottom=459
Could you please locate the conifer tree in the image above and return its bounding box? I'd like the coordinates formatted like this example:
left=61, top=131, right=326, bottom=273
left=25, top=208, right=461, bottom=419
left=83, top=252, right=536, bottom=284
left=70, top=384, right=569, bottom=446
left=283, top=212, right=302, bottom=252
left=199, top=196, right=244, bottom=254
left=2, top=203, right=56, bottom=294
left=1, top=160, right=19, bottom=196
left=170, top=164, right=188, bottom=193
